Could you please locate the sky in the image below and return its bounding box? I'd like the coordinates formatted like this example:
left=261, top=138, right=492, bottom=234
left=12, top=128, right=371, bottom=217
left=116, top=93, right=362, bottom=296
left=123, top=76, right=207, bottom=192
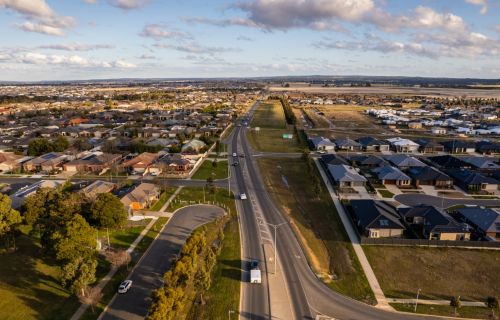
left=0, top=0, right=499, bottom=81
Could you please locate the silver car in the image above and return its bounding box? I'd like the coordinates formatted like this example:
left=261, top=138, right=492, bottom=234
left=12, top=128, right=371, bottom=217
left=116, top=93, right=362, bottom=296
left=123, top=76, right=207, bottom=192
left=118, top=280, right=133, bottom=294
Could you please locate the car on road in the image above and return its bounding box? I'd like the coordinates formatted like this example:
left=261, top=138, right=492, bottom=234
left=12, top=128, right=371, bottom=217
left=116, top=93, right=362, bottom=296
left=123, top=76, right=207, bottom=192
left=240, top=193, right=247, bottom=200
left=239, top=154, right=245, bottom=158
left=249, top=260, right=259, bottom=269
left=232, top=152, right=237, bottom=157
left=233, top=161, right=239, bottom=166
left=118, top=280, right=132, bottom=293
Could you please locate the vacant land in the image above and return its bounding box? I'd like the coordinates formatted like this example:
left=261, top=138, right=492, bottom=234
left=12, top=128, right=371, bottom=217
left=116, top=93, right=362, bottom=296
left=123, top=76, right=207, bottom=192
left=392, top=304, right=492, bottom=319
left=302, top=108, right=331, bottom=128
left=257, top=157, right=375, bottom=303
left=364, top=246, right=500, bottom=301
left=191, top=159, right=229, bottom=180
left=247, top=129, right=305, bottom=153
left=167, top=187, right=236, bottom=216
left=251, top=100, right=286, bottom=129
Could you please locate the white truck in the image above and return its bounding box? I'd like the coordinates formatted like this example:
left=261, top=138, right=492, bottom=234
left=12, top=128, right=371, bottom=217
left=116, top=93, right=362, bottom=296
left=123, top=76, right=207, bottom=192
left=250, top=269, right=261, bottom=284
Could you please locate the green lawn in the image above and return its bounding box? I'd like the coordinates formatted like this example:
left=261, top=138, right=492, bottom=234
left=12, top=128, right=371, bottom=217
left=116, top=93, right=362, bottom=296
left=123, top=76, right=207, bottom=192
left=364, top=246, right=500, bottom=301
left=247, top=129, right=306, bottom=153
left=104, top=221, right=149, bottom=249
left=150, top=187, right=179, bottom=211
left=191, top=159, right=229, bottom=180
left=377, top=189, right=395, bottom=198
left=257, top=157, right=375, bottom=304
left=251, top=100, right=287, bottom=129
left=167, top=187, right=236, bottom=215
left=391, top=303, right=493, bottom=319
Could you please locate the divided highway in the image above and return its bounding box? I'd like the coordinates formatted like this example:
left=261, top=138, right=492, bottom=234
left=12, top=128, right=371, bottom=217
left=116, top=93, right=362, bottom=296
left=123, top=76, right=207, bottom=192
left=233, top=101, right=436, bottom=320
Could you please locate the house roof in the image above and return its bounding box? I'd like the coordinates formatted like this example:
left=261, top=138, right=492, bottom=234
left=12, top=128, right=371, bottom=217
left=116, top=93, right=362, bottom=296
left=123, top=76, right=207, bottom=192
left=335, top=138, right=361, bottom=148
left=407, top=166, right=452, bottom=182
left=428, top=155, right=471, bottom=169
left=350, top=200, right=405, bottom=230
left=372, top=165, right=411, bottom=181
left=462, top=157, right=500, bottom=170
left=122, top=152, right=159, bottom=168
left=327, top=164, right=367, bottom=183
left=441, top=140, right=475, bottom=149
left=81, top=180, right=116, bottom=198
left=415, top=139, right=443, bottom=148
left=321, top=154, right=348, bottom=166
left=385, top=154, right=426, bottom=168
left=386, top=137, right=419, bottom=147
left=457, top=207, right=500, bottom=234
left=356, top=136, right=388, bottom=147
left=448, top=169, right=499, bottom=185
left=309, top=136, right=335, bottom=148
left=399, top=205, right=467, bottom=234
left=121, top=183, right=159, bottom=207
left=350, top=155, right=388, bottom=167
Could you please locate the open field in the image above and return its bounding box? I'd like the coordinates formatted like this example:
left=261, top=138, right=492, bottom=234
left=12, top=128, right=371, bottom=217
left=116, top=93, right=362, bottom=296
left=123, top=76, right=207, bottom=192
left=391, top=303, right=492, bottom=319
left=269, top=85, right=500, bottom=99
left=167, top=187, right=236, bottom=215
left=363, top=246, right=500, bottom=301
left=302, top=108, right=331, bottom=128
left=191, top=159, right=229, bottom=180
left=257, top=157, right=375, bottom=303
left=247, top=129, right=306, bottom=153
left=251, top=100, right=287, bottom=129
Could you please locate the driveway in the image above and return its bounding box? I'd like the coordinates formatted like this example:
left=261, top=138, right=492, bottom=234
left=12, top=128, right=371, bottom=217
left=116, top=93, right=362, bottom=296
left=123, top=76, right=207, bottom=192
left=395, top=194, right=500, bottom=209
left=99, top=205, right=226, bottom=320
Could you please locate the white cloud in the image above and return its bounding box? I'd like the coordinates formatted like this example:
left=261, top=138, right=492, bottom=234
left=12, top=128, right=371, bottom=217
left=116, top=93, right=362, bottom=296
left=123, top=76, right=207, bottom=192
left=465, top=0, right=488, bottom=14
left=153, top=42, right=240, bottom=55
left=0, top=0, right=75, bottom=36
left=138, top=53, right=155, bottom=59
left=139, top=24, right=190, bottom=40
left=38, top=43, right=115, bottom=51
left=108, top=0, right=149, bottom=10
left=84, top=0, right=98, bottom=4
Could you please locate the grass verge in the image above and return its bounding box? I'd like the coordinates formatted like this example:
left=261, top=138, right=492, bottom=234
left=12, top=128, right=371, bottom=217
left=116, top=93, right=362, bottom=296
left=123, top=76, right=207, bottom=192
left=246, top=129, right=306, bottom=153
left=377, top=189, right=395, bottom=198
left=257, top=157, right=375, bottom=304
left=150, top=187, right=179, bottom=211
left=391, top=303, right=493, bottom=319
left=192, top=160, right=229, bottom=180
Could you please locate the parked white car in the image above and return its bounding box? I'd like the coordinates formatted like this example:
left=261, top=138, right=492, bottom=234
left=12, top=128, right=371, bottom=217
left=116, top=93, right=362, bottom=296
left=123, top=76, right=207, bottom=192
left=240, top=193, right=247, bottom=200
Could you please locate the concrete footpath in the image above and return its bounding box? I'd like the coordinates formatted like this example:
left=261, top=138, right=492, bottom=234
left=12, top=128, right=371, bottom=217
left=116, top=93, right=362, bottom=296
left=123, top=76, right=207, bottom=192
left=70, top=217, right=158, bottom=320
left=314, top=159, right=392, bottom=310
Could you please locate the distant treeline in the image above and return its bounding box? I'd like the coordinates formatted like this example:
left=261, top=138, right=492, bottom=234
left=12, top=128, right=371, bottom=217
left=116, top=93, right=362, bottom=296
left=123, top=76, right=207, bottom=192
left=0, top=95, right=58, bottom=103
left=269, top=95, right=296, bottom=125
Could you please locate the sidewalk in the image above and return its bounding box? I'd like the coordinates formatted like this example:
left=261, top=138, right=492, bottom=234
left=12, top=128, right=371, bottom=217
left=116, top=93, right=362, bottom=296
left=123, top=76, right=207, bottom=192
left=70, top=217, right=158, bottom=320
left=159, top=186, right=183, bottom=212
left=314, top=159, right=392, bottom=310
left=388, top=298, right=486, bottom=307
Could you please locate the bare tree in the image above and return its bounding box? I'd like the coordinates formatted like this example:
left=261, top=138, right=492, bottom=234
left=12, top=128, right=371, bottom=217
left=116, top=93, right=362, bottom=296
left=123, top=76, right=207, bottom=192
left=78, top=286, right=103, bottom=313
left=105, top=249, right=132, bottom=270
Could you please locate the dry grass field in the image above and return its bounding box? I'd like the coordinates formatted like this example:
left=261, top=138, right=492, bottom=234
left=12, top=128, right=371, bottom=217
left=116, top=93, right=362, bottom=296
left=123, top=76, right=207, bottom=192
left=364, top=246, right=500, bottom=301
left=250, top=100, right=286, bottom=129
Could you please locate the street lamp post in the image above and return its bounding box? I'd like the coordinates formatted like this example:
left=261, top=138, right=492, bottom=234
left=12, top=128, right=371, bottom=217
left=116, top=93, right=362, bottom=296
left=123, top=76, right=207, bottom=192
left=228, top=309, right=235, bottom=320
left=264, top=222, right=287, bottom=274
left=414, top=288, right=421, bottom=313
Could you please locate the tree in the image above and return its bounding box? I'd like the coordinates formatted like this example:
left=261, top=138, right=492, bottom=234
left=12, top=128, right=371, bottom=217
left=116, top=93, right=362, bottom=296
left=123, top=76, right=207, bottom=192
left=52, top=136, right=69, bottom=152
left=486, top=296, right=499, bottom=318
left=206, top=176, right=215, bottom=194
left=78, top=286, right=103, bottom=313
left=450, top=296, right=461, bottom=316
left=53, top=214, right=96, bottom=262
left=0, top=194, right=21, bottom=249
left=89, top=193, right=128, bottom=228
left=61, top=257, right=97, bottom=296
left=73, top=138, right=92, bottom=151
left=212, top=160, right=218, bottom=168
left=105, top=249, right=131, bottom=270
left=27, top=138, right=54, bottom=156
left=101, top=140, right=118, bottom=154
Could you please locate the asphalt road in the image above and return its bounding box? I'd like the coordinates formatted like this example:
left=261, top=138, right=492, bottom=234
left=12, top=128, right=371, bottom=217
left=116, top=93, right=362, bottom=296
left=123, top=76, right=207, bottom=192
left=395, top=194, right=500, bottom=209
left=99, top=205, right=226, bottom=320
left=237, top=101, right=438, bottom=320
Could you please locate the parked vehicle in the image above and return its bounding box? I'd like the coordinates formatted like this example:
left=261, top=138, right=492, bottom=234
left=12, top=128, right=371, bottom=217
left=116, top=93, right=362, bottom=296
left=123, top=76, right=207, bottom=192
left=232, top=153, right=237, bottom=157
left=118, top=280, right=133, bottom=293
left=250, top=268, right=261, bottom=284
left=240, top=193, right=247, bottom=200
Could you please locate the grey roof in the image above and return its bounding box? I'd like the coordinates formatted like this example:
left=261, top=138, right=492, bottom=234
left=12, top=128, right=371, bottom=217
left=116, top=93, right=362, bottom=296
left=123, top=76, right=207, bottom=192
left=350, top=200, right=405, bottom=230
left=357, top=136, right=388, bottom=147
left=462, top=157, right=500, bottom=170
left=457, top=207, right=500, bottom=234
left=407, top=166, right=452, bottom=182
left=372, top=166, right=411, bottom=181
left=399, top=205, right=467, bottom=235
left=385, top=154, right=426, bottom=168
left=310, top=136, right=336, bottom=148
left=327, top=164, right=367, bottom=182
left=335, top=138, right=361, bottom=148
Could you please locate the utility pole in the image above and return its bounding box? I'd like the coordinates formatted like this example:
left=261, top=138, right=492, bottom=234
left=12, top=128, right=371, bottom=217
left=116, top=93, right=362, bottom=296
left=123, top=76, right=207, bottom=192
left=414, top=288, right=421, bottom=313
left=228, top=310, right=235, bottom=320
left=264, top=222, right=288, bottom=274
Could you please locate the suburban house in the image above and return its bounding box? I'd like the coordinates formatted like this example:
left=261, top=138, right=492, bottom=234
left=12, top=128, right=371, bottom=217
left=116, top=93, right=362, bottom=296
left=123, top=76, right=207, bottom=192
left=309, top=136, right=336, bottom=151
left=0, top=152, right=29, bottom=173
left=120, top=183, right=160, bottom=215
left=121, top=152, right=160, bottom=174
left=448, top=169, right=499, bottom=193
left=181, top=139, right=207, bottom=153
left=476, top=141, right=500, bottom=155
left=428, top=155, right=472, bottom=170
left=457, top=207, right=500, bottom=241
left=80, top=180, right=116, bottom=199
left=461, top=157, right=500, bottom=172
left=350, top=200, right=405, bottom=238
left=23, top=152, right=68, bottom=172
left=441, top=140, right=476, bottom=154
left=416, top=139, right=445, bottom=153
left=399, top=205, right=470, bottom=241
left=10, top=179, right=66, bottom=208
left=356, top=136, right=390, bottom=152
left=155, top=154, right=196, bottom=174
left=407, top=166, right=453, bottom=188
left=327, top=164, right=367, bottom=188
left=386, top=137, right=420, bottom=153
left=335, top=138, right=362, bottom=151
left=385, top=154, right=426, bottom=170
left=349, top=155, right=388, bottom=168
left=372, top=166, right=411, bottom=186
left=63, top=153, right=122, bottom=173
left=321, top=154, right=349, bottom=166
